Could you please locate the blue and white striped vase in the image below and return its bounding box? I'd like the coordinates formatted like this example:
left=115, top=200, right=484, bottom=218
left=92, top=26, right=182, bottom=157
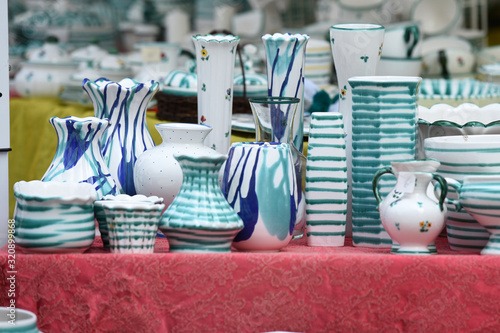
left=348, top=76, right=421, bottom=248
left=305, top=113, right=348, bottom=247
left=83, top=78, right=159, bottom=195
left=41, top=116, right=119, bottom=199
left=221, top=142, right=298, bottom=252
left=262, top=33, right=309, bottom=154
left=159, top=153, right=244, bottom=253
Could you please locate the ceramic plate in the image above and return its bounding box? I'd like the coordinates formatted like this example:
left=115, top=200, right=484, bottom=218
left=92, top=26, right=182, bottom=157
left=411, top=0, right=462, bottom=36
left=231, top=113, right=311, bottom=136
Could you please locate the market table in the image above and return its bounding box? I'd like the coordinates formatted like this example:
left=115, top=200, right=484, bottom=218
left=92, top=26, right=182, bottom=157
left=1, top=236, right=499, bottom=332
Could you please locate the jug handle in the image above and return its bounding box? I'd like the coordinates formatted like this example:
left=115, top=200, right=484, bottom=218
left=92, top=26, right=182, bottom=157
left=432, top=174, right=448, bottom=212
left=438, top=177, right=463, bottom=212
left=372, top=166, right=394, bottom=210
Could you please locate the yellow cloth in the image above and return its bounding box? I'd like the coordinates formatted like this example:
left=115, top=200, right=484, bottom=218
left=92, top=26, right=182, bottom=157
left=8, top=97, right=259, bottom=217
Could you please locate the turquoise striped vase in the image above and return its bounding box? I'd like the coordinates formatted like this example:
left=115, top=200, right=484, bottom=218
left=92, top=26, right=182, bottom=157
left=159, top=153, right=244, bottom=253
left=305, top=113, right=348, bottom=246
left=348, top=76, right=421, bottom=248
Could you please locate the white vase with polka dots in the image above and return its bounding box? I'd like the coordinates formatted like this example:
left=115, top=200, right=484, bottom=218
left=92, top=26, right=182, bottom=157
left=133, top=123, right=218, bottom=208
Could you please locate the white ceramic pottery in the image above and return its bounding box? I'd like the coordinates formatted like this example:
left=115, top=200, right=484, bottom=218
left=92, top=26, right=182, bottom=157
left=0, top=307, right=42, bottom=333
left=381, top=21, right=422, bottom=58
left=417, top=103, right=500, bottom=158
left=94, top=194, right=164, bottom=248
left=160, top=153, right=244, bottom=253
left=14, top=38, right=77, bottom=97
left=348, top=76, right=421, bottom=248
left=134, top=123, right=219, bottom=208
left=249, top=97, right=307, bottom=239
left=133, top=42, right=182, bottom=83
left=83, top=78, right=159, bottom=195
left=305, top=112, right=348, bottom=247
left=41, top=116, right=119, bottom=199
left=192, top=34, right=240, bottom=154
left=377, top=56, right=422, bottom=76
left=447, top=176, right=500, bottom=255
left=262, top=33, right=309, bottom=154
left=372, top=159, right=442, bottom=253
left=373, top=171, right=447, bottom=255
left=305, top=38, right=332, bottom=91
left=410, top=0, right=462, bottom=36
left=13, top=180, right=97, bottom=254
left=421, top=48, right=476, bottom=78
left=329, top=23, right=385, bottom=236
left=418, top=78, right=500, bottom=108
left=424, top=134, right=500, bottom=252
left=221, top=142, right=297, bottom=252
left=94, top=194, right=164, bottom=254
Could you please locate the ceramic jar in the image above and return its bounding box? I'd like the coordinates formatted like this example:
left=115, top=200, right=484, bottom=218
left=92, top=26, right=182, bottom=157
left=373, top=171, right=447, bottom=254
left=41, top=116, right=119, bottom=198
left=159, top=153, right=244, bottom=253
left=83, top=78, right=159, bottom=195
left=221, top=142, right=298, bottom=252
left=134, top=123, right=219, bottom=208
left=0, top=307, right=41, bottom=333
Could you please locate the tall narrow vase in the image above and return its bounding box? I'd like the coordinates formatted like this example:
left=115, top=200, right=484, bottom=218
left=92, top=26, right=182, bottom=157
left=192, top=34, right=240, bottom=154
left=159, top=153, right=244, bottom=253
left=330, top=24, right=385, bottom=236
left=348, top=76, right=421, bottom=248
left=83, top=78, right=159, bottom=195
left=262, top=33, right=309, bottom=154
left=249, top=97, right=306, bottom=239
left=41, top=116, right=119, bottom=199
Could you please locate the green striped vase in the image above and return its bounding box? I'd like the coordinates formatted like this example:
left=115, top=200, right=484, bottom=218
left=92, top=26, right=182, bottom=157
left=348, top=76, right=421, bottom=248
left=159, top=153, right=244, bottom=253
left=305, top=113, right=348, bottom=246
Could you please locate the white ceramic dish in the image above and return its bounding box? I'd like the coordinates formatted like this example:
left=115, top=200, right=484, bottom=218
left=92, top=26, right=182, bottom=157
left=418, top=79, right=500, bottom=108
left=13, top=180, right=97, bottom=253
left=377, top=56, right=422, bottom=76
left=410, top=0, right=462, bottom=36
left=477, top=45, right=500, bottom=67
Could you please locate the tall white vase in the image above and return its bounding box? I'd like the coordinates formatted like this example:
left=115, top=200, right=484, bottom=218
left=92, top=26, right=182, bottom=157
left=192, top=34, right=240, bottom=154
left=262, top=33, right=310, bottom=154
left=329, top=23, right=385, bottom=236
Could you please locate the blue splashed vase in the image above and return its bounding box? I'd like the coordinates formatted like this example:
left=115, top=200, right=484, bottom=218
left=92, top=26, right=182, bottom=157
left=221, top=142, right=298, bottom=252
left=41, top=116, right=119, bottom=199
left=83, top=78, right=160, bottom=195
left=159, top=153, right=244, bottom=253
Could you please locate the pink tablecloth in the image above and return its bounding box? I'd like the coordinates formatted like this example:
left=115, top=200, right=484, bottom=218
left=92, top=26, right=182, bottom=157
left=1, top=236, right=498, bottom=333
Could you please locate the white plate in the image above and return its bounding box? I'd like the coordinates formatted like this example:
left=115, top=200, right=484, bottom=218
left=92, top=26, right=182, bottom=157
left=232, top=113, right=311, bottom=136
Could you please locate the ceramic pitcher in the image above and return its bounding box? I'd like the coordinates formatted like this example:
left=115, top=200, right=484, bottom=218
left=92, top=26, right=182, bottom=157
left=348, top=76, right=422, bottom=248
left=373, top=170, right=447, bottom=255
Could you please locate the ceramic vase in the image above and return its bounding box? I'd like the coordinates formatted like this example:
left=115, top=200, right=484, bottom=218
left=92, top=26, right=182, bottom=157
left=41, top=116, right=119, bottom=198
left=373, top=171, right=447, bottom=255
left=348, top=76, right=421, bottom=248
left=305, top=112, right=348, bottom=247
left=249, top=97, right=307, bottom=239
left=83, top=77, right=159, bottom=195
left=192, top=34, right=240, bottom=154
left=329, top=23, right=385, bottom=236
left=221, top=142, right=298, bottom=252
left=134, top=123, right=218, bottom=208
left=262, top=33, right=309, bottom=154
left=159, top=153, right=244, bottom=253
left=372, top=159, right=442, bottom=253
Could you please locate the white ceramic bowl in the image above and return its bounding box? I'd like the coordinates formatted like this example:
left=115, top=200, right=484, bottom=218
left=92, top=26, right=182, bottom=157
left=424, top=135, right=500, bottom=252
left=447, top=175, right=500, bottom=255
left=478, top=63, right=500, bottom=84
left=381, top=21, right=422, bottom=58
left=0, top=307, right=41, bottom=333
left=410, top=0, right=462, bottom=36
left=13, top=180, right=97, bottom=253
left=377, top=56, right=422, bottom=76
left=417, top=103, right=500, bottom=157
left=476, top=45, right=500, bottom=67
left=421, top=48, right=475, bottom=77
left=418, top=79, right=500, bottom=108
left=94, top=194, right=164, bottom=253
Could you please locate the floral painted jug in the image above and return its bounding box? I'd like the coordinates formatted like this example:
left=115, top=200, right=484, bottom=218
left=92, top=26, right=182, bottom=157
left=83, top=78, right=159, bottom=195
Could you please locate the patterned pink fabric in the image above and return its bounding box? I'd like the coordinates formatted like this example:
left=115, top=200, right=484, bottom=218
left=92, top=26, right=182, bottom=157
left=1, top=237, right=498, bottom=333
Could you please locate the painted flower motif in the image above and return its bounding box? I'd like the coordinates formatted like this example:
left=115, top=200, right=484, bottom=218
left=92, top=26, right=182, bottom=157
left=458, top=57, right=464, bottom=66
left=419, top=221, right=431, bottom=232
left=201, top=46, right=209, bottom=61
left=340, top=85, right=347, bottom=100
left=360, top=56, right=369, bottom=63
left=202, top=83, right=206, bottom=92
left=200, top=115, right=206, bottom=124
left=225, top=88, right=231, bottom=101
left=379, top=43, right=383, bottom=56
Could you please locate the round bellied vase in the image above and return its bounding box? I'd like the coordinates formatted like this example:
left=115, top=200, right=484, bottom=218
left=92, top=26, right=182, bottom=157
left=221, top=142, right=298, bottom=252
left=41, top=116, right=119, bottom=198
left=83, top=77, right=159, bottom=195
left=133, top=123, right=218, bottom=208
left=159, top=153, right=244, bottom=253
left=373, top=171, right=448, bottom=254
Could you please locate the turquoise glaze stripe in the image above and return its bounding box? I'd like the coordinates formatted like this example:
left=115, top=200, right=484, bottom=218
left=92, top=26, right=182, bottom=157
left=307, top=231, right=346, bottom=236
left=306, top=209, right=347, bottom=214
